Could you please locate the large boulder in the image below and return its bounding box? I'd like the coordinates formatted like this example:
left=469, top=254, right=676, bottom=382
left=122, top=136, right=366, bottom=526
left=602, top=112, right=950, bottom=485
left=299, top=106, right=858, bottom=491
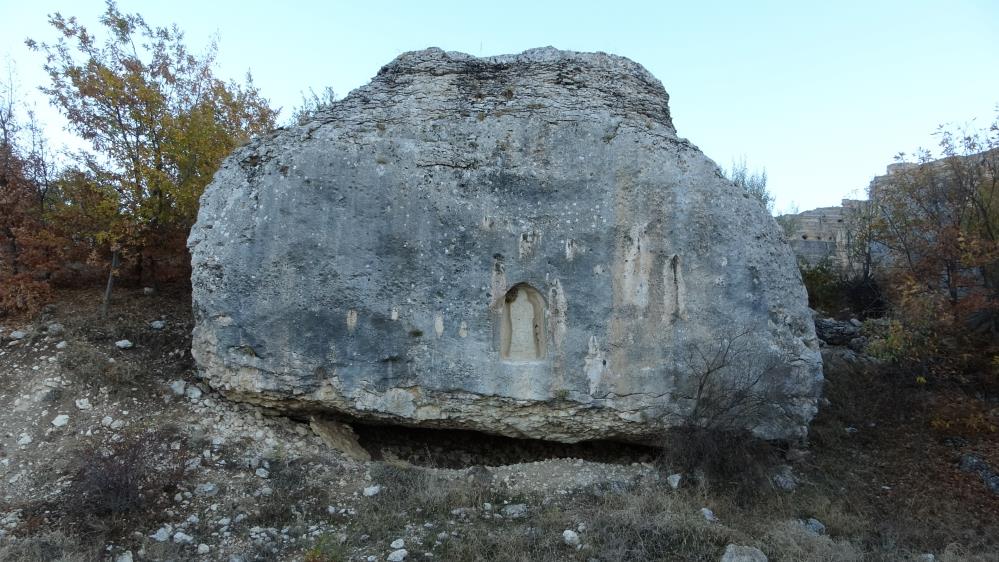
left=188, top=47, right=822, bottom=443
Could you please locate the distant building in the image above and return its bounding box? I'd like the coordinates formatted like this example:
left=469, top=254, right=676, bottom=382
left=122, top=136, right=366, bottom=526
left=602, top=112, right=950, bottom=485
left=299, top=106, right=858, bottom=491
left=781, top=199, right=866, bottom=269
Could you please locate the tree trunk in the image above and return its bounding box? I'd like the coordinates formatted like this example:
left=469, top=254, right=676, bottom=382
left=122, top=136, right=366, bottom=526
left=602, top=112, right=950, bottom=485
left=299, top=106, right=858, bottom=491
left=101, top=251, right=120, bottom=319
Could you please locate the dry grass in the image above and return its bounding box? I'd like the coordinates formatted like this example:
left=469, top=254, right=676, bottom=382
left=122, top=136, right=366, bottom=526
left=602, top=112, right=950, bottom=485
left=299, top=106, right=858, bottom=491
left=0, top=531, right=98, bottom=562
left=58, top=340, right=134, bottom=386
left=4, top=289, right=998, bottom=561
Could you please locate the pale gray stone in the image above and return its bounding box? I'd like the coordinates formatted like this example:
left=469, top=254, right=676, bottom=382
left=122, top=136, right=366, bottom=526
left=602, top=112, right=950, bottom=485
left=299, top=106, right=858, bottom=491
left=390, top=539, right=405, bottom=549
left=151, top=527, right=171, bottom=542
left=772, top=465, right=797, bottom=491
left=10, top=330, right=26, bottom=340
left=362, top=485, right=382, bottom=497
left=562, top=529, right=581, bottom=547
left=173, top=531, right=194, bottom=544
left=387, top=549, right=408, bottom=562
left=195, top=483, right=219, bottom=497
left=51, top=414, right=69, bottom=427
left=198, top=544, right=210, bottom=555
left=114, top=339, right=133, bottom=349
left=47, top=323, right=64, bottom=336
left=800, top=517, right=826, bottom=535
left=721, top=544, right=768, bottom=562
left=189, top=47, right=822, bottom=443
left=150, top=320, right=167, bottom=330
left=501, top=504, right=528, bottom=519
left=75, top=398, right=92, bottom=410
left=667, top=473, right=682, bottom=489
left=701, top=507, right=719, bottom=523
left=170, top=380, right=187, bottom=396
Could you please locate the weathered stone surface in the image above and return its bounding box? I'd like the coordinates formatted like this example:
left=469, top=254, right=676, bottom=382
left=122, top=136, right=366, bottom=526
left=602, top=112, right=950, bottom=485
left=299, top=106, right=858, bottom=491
left=189, top=47, right=822, bottom=443
left=814, top=317, right=861, bottom=346
left=309, top=417, right=371, bottom=461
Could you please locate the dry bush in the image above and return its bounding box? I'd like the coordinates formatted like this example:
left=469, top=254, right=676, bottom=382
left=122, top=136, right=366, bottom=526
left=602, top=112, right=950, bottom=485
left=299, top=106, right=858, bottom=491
left=0, top=531, right=98, bottom=562
left=661, top=328, right=788, bottom=498
left=63, top=431, right=184, bottom=536
left=659, top=427, right=779, bottom=501
left=0, top=274, right=53, bottom=318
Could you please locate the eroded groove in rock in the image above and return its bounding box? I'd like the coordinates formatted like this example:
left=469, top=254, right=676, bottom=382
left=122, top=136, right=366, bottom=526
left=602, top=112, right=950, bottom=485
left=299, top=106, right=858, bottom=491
left=188, top=47, right=823, bottom=444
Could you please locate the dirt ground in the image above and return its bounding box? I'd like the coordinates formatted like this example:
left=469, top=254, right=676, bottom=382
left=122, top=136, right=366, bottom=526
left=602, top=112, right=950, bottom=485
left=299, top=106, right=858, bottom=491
left=0, top=288, right=997, bottom=561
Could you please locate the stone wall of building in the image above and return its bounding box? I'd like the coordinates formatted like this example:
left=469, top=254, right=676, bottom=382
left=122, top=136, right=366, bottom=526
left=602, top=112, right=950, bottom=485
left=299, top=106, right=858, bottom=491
left=782, top=199, right=865, bottom=269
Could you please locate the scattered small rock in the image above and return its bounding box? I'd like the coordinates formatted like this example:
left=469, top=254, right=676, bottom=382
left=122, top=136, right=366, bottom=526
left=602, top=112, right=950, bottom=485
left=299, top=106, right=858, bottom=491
left=75, top=398, right=92, bottom=410
left=255, top=468, right=270, bottom=478
left=47, top=323, right=65, bottom=336
left=958, top=453, right=999, bottom=496
left=387, top=548, right=408, bottom=562
left=815, top=318, right=860, bottom=345
left=772, top=465, right=797, bottom=491
left=390, top=539, right=405, bottom=549
left=186, top=385, right=203, bottom=400
left=197, top=544, right=211, bottom=555
left=195, top=483, right=219, bottom=497
left=721, top=544, right=768, bottom=562
left=115, top=551, right=134, bottom=562
left=362, top=484, right=382, bottom=497
left=115, top=339, right=134, bottom=349
left=151, top=527, right=171, bottom=542
left=667, top=473, right=682, bottom=489
left=701, top=507, right=719, bottom=523
left=51, top=414, right=69, bottom=427
left=501, top=503, right=528, bottom=519
left=170, top=380, right=188, bottom=396
left=16, top=433, right=32, bottom=446
left=173, top=531, right=194, bottom=544
left=10, top=330, right=27, bottom=340
left=562, top=529, right=581, bottom=548
left=143, top=287, right=156, bottom=295
left=55, top=340, right=68, bottom=349
left=800, top=517, right=826, bottom=535
left=150, top=320, right=167, bottom=330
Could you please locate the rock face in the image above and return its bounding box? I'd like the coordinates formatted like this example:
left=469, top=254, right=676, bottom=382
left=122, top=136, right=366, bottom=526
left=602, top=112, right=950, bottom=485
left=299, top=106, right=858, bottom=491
left=189, top=47, right=822, bottom=443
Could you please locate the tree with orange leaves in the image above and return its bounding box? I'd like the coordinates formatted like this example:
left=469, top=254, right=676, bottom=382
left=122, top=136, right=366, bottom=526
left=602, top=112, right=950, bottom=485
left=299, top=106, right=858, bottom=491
left=27, top=1, right=276, bottom=313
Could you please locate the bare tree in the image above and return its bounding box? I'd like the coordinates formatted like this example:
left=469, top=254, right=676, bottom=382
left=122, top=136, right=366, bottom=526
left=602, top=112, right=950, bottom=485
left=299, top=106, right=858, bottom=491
left=673, top=328, right=789, bottom=433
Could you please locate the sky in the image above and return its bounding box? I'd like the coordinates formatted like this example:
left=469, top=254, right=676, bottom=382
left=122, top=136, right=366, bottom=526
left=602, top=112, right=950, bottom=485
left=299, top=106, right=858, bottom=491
left=1, top=0, right=997, bottom=214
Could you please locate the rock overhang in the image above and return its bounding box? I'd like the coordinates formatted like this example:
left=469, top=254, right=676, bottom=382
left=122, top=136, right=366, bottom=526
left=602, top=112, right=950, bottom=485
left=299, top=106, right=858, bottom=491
left=188, top=47, right=823, bottom=445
